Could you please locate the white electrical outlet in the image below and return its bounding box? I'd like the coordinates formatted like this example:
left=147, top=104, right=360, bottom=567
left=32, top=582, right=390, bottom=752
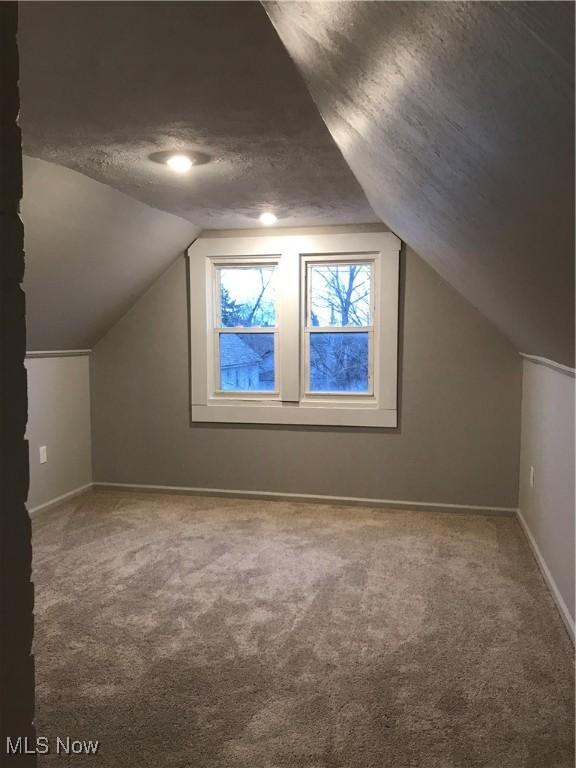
left=529, top=465, right=535, bottom=489
left=39, top=445, right=48, bottom=464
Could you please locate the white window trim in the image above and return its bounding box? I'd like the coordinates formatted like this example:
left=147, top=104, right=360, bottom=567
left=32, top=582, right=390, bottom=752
left=188, top=232, right=401, bottom=427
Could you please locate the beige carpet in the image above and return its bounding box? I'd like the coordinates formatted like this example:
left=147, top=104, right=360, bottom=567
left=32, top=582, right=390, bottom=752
left=32, top=491, right=574, bottom=767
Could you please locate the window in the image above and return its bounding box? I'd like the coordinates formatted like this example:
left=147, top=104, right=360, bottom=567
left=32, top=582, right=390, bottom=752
left=305, top=261, right=373, bottom=395
left=216, top=264, right=278, bottom=393
left=189, top=232, right=401, bottom=427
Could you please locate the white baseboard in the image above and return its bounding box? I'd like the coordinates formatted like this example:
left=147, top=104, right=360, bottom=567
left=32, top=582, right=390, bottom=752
left=516, top=509, right=575, bottom=643
left=28, top=483, right=93, bottom=516
left=92, top=481, right=516, bottom=516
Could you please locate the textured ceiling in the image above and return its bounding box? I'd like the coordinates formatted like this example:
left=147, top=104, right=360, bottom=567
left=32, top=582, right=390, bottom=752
left=266, top=1, right=575, bottom=366
left=18, top=1, right=376, bottom=229
left=22, top=157, right=198, bottom=350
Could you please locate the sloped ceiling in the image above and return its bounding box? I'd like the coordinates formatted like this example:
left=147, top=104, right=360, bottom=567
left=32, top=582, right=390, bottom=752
left=22, top=157, right=198, bottom=350
left=18, top=1, right=376, bottom=229
left=19, top=1, right=378, bottom=350
left=266, top=1, right=575, bottom=366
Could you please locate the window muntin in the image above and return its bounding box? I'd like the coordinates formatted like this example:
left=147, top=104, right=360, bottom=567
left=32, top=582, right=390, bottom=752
left=214, top=263, right=279, bottom=395
left=304, top=260, right=375, bottom=396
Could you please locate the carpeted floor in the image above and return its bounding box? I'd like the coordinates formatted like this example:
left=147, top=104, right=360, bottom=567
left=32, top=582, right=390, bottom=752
left=32, top=490, right=574, bottom=767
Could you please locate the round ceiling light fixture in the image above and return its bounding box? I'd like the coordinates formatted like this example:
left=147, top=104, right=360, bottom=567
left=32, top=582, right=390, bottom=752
left=259, top=211, right=277, bottom=226
left=166, top=154, right=193, bottom=173
left=149, top=150, right=211, bottom=169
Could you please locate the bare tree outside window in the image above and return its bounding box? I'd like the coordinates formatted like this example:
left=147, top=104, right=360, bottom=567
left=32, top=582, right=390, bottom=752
left=218, top=266, right=277, bottom=391
left=310, top=333, right=369, bottom=392
left=308, top=263, right=372, bottom=392
left=215, top=261, right=373, bottom=394
left=220, top=266, right=276, bottom=327
left=310, top=263, right=371, bottom=327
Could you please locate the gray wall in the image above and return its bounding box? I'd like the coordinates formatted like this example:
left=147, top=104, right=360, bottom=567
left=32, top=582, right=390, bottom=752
left=519, top=359, right=575, bottom=625
left=26, top=355, right=92, bottom=510
left=22, top=156, right=198, bottom=350
left=91, top=244, right=522, bottom=508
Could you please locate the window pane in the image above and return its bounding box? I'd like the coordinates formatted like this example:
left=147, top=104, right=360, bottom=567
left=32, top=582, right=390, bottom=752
left=309, top=263, right=371, bottom=327
left=219, top=333, right=275, bottom=391
left=309, top=332, right=369, bottom=393
left=220, top=266, right=276, bottom=328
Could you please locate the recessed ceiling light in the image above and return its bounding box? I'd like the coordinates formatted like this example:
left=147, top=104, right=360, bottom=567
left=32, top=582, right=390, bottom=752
left=166, top=154, right=193, bottom=173
left=259, top=212, right=277, bottom=226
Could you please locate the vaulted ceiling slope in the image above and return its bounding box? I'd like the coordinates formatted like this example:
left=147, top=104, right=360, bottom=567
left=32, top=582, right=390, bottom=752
left=266, top=1, right=575, bottom=366
left=18, top=1, right=376, bottom=229
left=22, top=157, right=198, bottom=350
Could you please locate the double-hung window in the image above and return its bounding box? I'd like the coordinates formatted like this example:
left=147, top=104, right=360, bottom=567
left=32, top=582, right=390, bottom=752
left=189, top=231, right=401, bottom=427
left=304, top=259, right=374, bottom=396
left=215, top=262, right=279, bottom=395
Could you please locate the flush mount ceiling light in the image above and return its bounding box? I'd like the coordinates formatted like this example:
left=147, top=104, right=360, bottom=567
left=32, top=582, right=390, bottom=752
left=166, top=154, right=193, bottom=173
left=259, top=212, right=277, bottom=226
left=149, top=150, right=211, bottom=170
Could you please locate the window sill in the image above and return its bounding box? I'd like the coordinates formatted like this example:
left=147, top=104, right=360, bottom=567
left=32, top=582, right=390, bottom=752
left=191, top=402, right=397, bottom=427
